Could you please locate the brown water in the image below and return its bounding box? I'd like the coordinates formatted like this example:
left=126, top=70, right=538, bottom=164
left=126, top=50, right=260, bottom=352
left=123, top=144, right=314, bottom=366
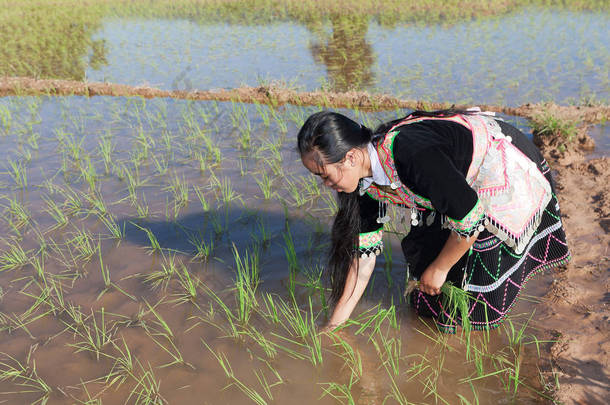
left=0, top=96, right=554, bottom=404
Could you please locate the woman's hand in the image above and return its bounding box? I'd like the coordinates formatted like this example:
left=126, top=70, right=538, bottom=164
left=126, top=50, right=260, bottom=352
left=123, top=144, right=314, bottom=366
left=418, top=265, right=449, bottom=296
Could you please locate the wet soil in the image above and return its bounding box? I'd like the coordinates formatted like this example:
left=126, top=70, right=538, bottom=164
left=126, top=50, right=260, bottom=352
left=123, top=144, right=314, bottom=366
left=1, top=76, right=609, bottom=124
left=533, top=133, right=610, bottom=403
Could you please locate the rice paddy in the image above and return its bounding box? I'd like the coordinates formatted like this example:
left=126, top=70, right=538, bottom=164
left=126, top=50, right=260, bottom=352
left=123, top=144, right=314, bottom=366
left=0, top=0, right=607, bottom=404
left=0, top=95, right=563, bottom=404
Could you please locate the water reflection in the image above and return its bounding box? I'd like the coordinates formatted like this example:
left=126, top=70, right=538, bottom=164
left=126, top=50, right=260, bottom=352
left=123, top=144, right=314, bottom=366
left=309, top=14, right=374, bottom=92
left=0, top=5, right=108, bottom=80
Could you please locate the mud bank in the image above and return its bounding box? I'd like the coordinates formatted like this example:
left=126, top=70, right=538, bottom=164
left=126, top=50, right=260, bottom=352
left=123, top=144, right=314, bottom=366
left=534, top=132, right=609, bottom=403
left=1, top=76, right=608, bottom=124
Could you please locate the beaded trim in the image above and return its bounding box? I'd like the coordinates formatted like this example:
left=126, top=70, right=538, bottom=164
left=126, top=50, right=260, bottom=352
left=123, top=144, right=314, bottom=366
left=442, top=199, right=487, bottom=237
left=358, top=229, right=383, bottom=258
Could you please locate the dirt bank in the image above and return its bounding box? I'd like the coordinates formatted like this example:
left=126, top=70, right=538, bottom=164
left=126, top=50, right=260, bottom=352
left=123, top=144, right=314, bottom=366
left=534, top=132, right=609, bottom=403
left=1, top=76, right=608, bottom=124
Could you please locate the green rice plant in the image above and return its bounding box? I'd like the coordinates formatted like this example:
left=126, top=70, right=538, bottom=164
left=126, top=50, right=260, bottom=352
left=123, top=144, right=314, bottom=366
left=232, top=244, right=260, bottom=325
left=440, top=281, right=475, bottom=357
left=0, top=240, right=30, bottom=272
left=212, top=175, right=243, bottom=208
left=84, top=191, right=109, bottom=216
left=0, top=105, right=12, bottom=134
left=1, top=195, right=31, bottom=230
left=6, top=158, right=27, bottom=188
left=98, top=135, right=114, bottom=174
left=241, top=326, right=278, bottom=359
left=125, top=358, right=167, bottom=405
left=270, top=108, right=288, bottom=133
left=172, top=263, right=199, bottom=305
left=188, top=232, right=213, bottom=262
left=143, top=300, right=174, bottom=339
left=255, top=103, right=271, bottom=127
left=143, top=252, right=179, bottom=290
left=202, top=341, right=268, bottom=405
left=64, top=308, right=113, bottom=361
left=231, top=102, right=252, bottom=150
left=319, top=379, right=357, bottom=405
left=282, top=224, right=299, bottom=297
left=134, top=126, right=155, bottom=161
left=285, top=177, right=308, bottom=207
left=274, top=296, right=322, bottom=365
left=96, top=240, right=135, bottom=301
left=193, top=184, right=210, bottom=211
left=530, top=112, right=578, bottom=145
left=152, top=154, right=169, bottom=176
left=0, top=349, right=52, bottom=404
left=164, top=172, right=189, bottom=208
left=352, top=305, right=399, bottom=336
left=79, top=155, right=99, bottom=193
left=262, top=293, right=281, bottom=324
left=105, top=337, right=135, bottom=389
left=67, top=227, right=98, bottom=263
left=42, top=194, right=69, bottom=230
left=98, top=213, right=125, bottom=240
left=130, top=222, right=162, bottom=255
left=55, top=184, right=83, bottom=215
left=193, top=151, right=207, bottom=174
left=254, top=172, right=274, bottom=200
left=60, top=130, right=86, bottom=162
left=371, top=331, right=402, bottom=377
left=250, top=217, right=270, bottom=247
left=136, top=197, right=150, bottom=219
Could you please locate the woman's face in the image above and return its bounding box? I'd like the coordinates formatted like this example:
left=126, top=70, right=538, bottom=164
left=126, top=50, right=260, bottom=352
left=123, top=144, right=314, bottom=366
left=301, top=149, right=362, bottom=193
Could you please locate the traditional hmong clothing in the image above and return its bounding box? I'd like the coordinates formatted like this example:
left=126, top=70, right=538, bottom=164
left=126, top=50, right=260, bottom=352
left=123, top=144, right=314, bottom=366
left=358, top=112, right=570, bottom=331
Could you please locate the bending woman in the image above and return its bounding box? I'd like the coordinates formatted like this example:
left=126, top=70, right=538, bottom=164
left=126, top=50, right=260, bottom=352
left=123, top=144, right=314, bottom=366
left=297, top=109, right=570, bottom=332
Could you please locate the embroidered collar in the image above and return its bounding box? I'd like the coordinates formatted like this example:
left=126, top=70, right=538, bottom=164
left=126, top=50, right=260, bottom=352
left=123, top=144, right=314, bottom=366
left=360, top=142, right=390, bottom=191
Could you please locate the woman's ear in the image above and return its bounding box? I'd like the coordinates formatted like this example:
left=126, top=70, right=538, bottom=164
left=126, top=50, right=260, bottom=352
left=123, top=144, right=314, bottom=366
left=345, top=148, right=359, bottom=167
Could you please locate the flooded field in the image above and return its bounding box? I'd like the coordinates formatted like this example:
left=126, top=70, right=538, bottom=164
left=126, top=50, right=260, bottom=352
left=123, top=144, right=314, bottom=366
left=2, top=2, right=609, bottom=106
left=1, top=0, right=609, bottom=404
left=0, top=96, right=557, bottom=403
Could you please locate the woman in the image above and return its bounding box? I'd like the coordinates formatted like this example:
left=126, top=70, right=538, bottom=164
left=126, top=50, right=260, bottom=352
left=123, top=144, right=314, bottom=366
left=297, top=109, right=570, bottom=332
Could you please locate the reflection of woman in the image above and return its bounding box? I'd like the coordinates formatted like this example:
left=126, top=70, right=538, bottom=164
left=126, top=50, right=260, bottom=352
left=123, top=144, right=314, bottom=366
left=297, top=109, right=570, bottom=332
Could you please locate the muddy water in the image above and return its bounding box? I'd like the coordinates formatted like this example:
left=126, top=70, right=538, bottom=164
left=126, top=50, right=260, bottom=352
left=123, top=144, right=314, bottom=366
left=82, top=8, right=610, bottom=106
left=0, top=96, right=570, bottom=403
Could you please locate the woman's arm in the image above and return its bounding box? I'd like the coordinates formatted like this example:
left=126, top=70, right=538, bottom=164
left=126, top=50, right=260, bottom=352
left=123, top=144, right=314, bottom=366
left=419, top=231, right=477, bottom=296
left=326, top=255, right=376, bottom=329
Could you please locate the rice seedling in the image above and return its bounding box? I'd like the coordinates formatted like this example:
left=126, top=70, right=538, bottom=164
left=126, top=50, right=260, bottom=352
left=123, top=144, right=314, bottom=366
left=105, top=337, right=135, bottom=389
left=212, top=175, right=243, bottom=208
left=98, top=213, right=125, bottom=240
left=64, top=308, right=114, bottom=361
left=274, top=297, right=322, bottom=365
left=254, top=171, right=274, bottom=200
left=0, top=104, right=12, bottom=135
left=143, top=252, right=179, bottom=290
left=0, top=347, right=52, bottom=404
left=42, top=194, right=69, bottom=230
left=125, top=359, right=167, bottom=405
left=6, top=158, right=28, bottom=188
left=67, top=227, right=98, bottom=262
left=84, top=191, right=109, bottom=217
left=202, top=341, right=269, bottom=405
left=98, top=134, right=115, bottom=174
left=232, top=244, right=260, bottom=325
left=188, top=232, right=213, bottom=262
left=131, top=222, right=163, bottom=255
left=0, top=240, right=30, bottom=272
left=1, top=195, right=31, bottom=231
left=152, top=154, right=169, bottom=176
left=164, top=172, right=190, bottom=209
left=79, top=155, right=99, bottom=192
left=192, top=184, right=210, bottom=212
left=171, top=263, right=199, bottom=305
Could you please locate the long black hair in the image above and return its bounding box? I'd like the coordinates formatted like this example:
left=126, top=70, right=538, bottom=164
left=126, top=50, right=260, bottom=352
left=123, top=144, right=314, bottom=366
left=297, top=108, right=466, bottom=304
